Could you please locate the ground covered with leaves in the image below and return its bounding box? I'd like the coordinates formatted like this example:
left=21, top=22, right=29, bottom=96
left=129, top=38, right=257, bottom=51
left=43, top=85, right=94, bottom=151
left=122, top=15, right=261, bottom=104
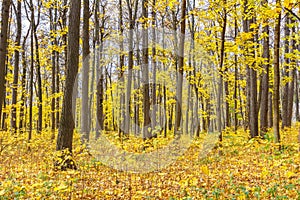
left=0, top=125, right=299, bottom=199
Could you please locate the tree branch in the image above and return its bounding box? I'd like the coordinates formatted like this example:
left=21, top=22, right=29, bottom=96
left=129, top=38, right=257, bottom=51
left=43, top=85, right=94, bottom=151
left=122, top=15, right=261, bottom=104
left=284, top=7, right=300, bottom=21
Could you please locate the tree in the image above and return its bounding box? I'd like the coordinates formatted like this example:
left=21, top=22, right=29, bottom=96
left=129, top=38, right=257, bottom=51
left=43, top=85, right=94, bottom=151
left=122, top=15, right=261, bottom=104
left=96, top=2, right=108, bottom=139
left=282, top=15, right=290, bottom=129
left=11, top=0, right=22, bottom=133
left=0, top=0, right=11, bottom=129
left=32, top=0, right=43, bottom=133
left=287, top=17, right=297, bottom=125
left=174, top=0, right=186, bottom=135
left=118, top=0, right=125, bottom=137
left=49, top=0, right=59, bottom=138
left=217, top=0, right=227, bottom=141
left=286, top=16, right=297, bottom=127
left=81, top=0, right=90, bottom=142
left=56, top=0, right=81, bottom=168
left=151, top=0, right=157, bottom=132
left=124, top=0, right=138, bottom=136
left=142, top=0, right=151, bottom=139
left=260, top=0, right=270, bottom=136
left=273, top=0, right=281, bottom=144
left=243, top=0, right=258, bottom=138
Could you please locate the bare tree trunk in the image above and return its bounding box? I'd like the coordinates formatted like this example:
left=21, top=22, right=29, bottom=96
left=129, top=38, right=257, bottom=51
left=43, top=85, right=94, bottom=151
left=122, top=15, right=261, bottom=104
left=56, top=0, right=81, bottom=158
left=50, top=5, right=57, bottom=138
left=224, top=72, right=230, bottom=128
left=282, top=15, right=290, bottom=129
left=19, top=33, right=29, bottom=133
left=96, top=3, right=107, bottom=139
left=81, top=0, right=90, bottom=142
left=0, top=0, right=11, bottom=128
left=187, top=0, right=196, bottom=134
left=217, top=1, right=227, bottom=141
left=273, top=1, right=281, bottom=144
left=1, top=63, right=8, bottom=130
left=11, top=0, right=22, bottom=133
left=268, top=92, right=273, bottom=128
left=174, top=0, right=186, bottom=135
left=151, top=0, right=157, bottom=132
left=56, top=0, right=68, bottom=129
left=249, top=16, right=258, bottom=138
left=118, top=0, right=125, bottom=137
left=234, top=7, right=238, bottom=132
left=28, top=0, right=35, bottom=140
left=243, top=0, right=258, bottom=138
left=142, top=0, right=151, bottom=139
left=286, top=17, right=297, bottom=127
left=124, top=0, right=138, bottom=136
left=296, top=71, right=300, bottom=122
left=33, top=7, right=43, bottom=133
left=260, top=0, right=270, bottom=136
left=134, top=70, right=140, bottom=136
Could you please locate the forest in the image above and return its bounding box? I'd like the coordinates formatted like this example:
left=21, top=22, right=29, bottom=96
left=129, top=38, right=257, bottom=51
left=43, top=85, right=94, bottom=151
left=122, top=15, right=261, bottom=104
left=0, top=0, right=300, bottom=199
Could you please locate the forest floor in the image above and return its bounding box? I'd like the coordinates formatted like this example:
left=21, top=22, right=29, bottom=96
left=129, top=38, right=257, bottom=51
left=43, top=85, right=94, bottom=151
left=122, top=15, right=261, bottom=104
left=0, top=125, right=299, bottom=199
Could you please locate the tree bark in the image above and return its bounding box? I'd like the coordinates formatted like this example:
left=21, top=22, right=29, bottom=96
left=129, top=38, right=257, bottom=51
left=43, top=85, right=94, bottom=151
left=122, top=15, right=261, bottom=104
left=124, top=0, right=138, bottom=136
left=217, top=0, right=227, bottom=141
left=282, top=15, right=290, bottom=129
left=81, top=0, right=90, bottom=142
left=286, top=17, right=296, bottom=127
left=174, top=0, right=186, bottom=135
left=19, top=32, right=29, bottom=133
left=11, top=0, right=22, bottom=133
left=56, top=0, right=81, bottom=155
left=295, top=71, right=300, bottom=122
left=0, top=0, right=11, bottom=128
left=50, top=3, right=59, bottom=138
left=142, top=0, right=151, bottom=139
left=33, top=5, right=43, bottom=133
left=273, top=1, right=281, bottom=144
left=259, top=0, right=270, bottom=136
left=151, top=0, right=157, bottom=132
left=118, top=0, right=125, bottom=137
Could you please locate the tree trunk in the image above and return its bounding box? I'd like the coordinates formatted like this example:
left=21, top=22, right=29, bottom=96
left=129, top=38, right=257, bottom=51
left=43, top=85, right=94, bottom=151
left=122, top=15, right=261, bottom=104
left=50, top=6, right=56, bottom=138
left=28, top=0, right=35, bottom=140
left=11, top=0, right=22, bottom=133
left=118, top=0, right=125, bottom=137
left=243, top=1, right=258, bottom=138
left=33, top=16, right=43, bottom=134
left=217, top=1, right=227, bottom=141
left=0, top=0, right=11, bottom=128
left=268, top=92, right=273, bottom=128
left=81, top=0, right=90, bottom=142
left=273, top=1, right=281, bottom=144
left=56, top=0, right=81, bottom=157
left=259, top=0, right=270, bottom=136
left=19, top=34, right=29, bottom=133
left=174, top=0, right=186, bottom=135
left=151, top=0, right=157, bottom=132
left=282, top=15, right=290, bottom=129
left=96, top=3, right=107, bottom=139
left=124, top=0, right=138, bottom=136
left=234, top=7, right=238, bottom=132
left=286, top=17, right=297, bottom=127
left=295, top=71, right=300, bottom=122
left=141, top=0, right=151, bottom=139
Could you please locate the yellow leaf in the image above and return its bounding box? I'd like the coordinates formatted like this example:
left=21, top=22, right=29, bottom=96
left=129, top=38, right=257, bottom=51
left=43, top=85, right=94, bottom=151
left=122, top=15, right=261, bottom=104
left=261, top=167, right=268, bottom=178
left=201, top=165, right=210, bottom=176
left=179, top=179, right=189, bottom=187
left=286, top=171, right=295, bottom=179
left=54, top=184, right=68, bottom=191
left=0, top=189, right=5, bottom=196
